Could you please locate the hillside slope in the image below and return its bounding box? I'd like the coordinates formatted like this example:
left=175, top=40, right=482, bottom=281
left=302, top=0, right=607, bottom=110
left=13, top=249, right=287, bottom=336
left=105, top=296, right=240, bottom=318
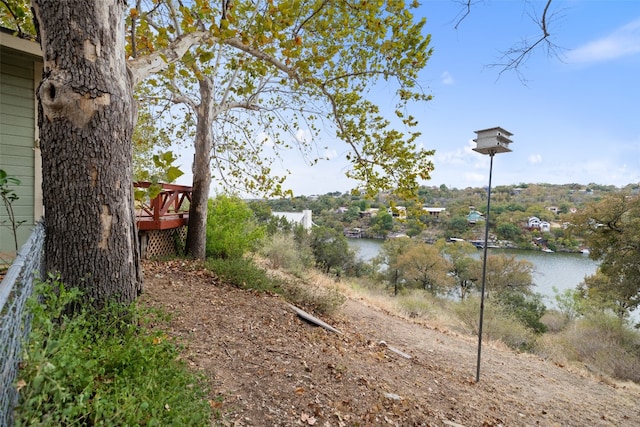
left=140, top=261, right=640, bottom=426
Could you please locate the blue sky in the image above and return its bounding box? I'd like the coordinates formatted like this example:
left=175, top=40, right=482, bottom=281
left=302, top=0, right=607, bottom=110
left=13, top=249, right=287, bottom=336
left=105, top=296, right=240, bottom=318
left=176, top=0, right=640, bottom=196
left=414, top=0, right=640, bottom=192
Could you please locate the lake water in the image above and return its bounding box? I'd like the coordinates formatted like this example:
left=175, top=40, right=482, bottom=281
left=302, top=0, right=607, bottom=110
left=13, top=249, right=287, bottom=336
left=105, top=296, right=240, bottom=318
left=347, top=238, right=600, bottom=307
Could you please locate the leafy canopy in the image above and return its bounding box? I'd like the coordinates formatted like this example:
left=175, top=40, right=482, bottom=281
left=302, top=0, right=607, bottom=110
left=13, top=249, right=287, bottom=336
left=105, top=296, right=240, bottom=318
left=0, top=0, right=36, bottom=37
left=571, top=193, right=640, bottom=318
left=130, top=0, right=435, bottom=199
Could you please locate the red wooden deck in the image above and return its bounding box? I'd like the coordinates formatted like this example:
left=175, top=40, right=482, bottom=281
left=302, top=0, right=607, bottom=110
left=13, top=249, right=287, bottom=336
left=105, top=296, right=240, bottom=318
left=134, top=182, right=192, bottom=231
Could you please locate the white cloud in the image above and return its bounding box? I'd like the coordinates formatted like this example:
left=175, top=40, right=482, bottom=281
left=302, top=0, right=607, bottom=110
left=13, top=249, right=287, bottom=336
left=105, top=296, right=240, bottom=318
left=323, top=148, right=338, bottom=160
left=295, top=129, right=312, bottom=144
left=434, top=139, right=476, bottom=166
left=528, top=154, right=543, bottom=164
left=440, top=71, right=454, bottom=85
left=256, top=132, right=274, bottom=147
left=567, top=18, right=640, bottom=63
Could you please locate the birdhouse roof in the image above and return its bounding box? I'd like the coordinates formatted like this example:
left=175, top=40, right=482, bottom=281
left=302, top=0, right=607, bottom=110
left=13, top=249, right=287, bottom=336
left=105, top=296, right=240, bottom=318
left=474, top=127, right=513, bottom=137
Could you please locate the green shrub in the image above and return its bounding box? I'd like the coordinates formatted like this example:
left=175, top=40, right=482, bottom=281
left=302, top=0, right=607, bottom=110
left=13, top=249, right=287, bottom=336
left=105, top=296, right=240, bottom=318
left=554, top=313, right=640, bottom=382
left=540, top=310, right=569, bottom=333
left=396, top=291, right=438, bottom=318
left=206, top=194, right=264, bottom=259
left=207, top=257, right=280, bottom=293
left=207, top=256, right=345, bottom=315
left=310, top=226, right=355, bottom=274
left=453, top=297, right=537, bottom=351
left=552, top=286, right=586, bottom=321
left=15, top=276, right=211, bottom=426
left=495, top=291, right=548, bottom=333
left=260, top=232, right=314, bottom=274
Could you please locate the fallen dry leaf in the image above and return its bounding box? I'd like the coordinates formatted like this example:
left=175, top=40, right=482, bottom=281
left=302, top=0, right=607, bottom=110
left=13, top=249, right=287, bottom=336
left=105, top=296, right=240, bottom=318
left=300, top=412, right=317, bottom=425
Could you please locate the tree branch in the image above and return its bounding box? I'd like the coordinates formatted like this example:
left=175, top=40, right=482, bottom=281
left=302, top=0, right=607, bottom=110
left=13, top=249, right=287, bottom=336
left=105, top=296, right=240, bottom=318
left=453, top=0, right=477, bottom=30
left=488, top=0, right=561, bottom=81
left=454, top=0, right=563, bottom=80
left=128, top=31, right=209, bottom=86
left=293, top=0, right=329, bottom=37
left=223, top=37, right=306, bottom=85
left=1, top=0, right=24, bottom=35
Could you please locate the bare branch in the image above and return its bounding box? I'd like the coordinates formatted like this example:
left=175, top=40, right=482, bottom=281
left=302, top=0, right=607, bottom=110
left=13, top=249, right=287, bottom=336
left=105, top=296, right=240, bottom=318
left=453, top=0, right=480, bottom=30
left=487, top=0, right=564, bottom=81
left=454, top=0, right=564, bottom=80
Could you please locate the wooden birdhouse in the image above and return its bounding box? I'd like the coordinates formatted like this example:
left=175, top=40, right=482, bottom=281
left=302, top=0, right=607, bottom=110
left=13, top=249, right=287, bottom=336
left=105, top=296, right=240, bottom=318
left=472, top=127, right=513, bottom=155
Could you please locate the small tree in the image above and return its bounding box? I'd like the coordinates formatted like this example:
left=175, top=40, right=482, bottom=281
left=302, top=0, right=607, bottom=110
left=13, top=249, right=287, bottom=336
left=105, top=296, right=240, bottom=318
left=445, top=216, right=469, bottom=238
left=310, top=226, right=353, bottom=275
left=496, top=222, right=522, bottom=242
left=369, top=210, right=394, bottom=238
left=580, top=271, right=636, bottom=320
left=570, top=192, right=640, bottom=318
left=472, top=254, right=536, bottom=298
left=342, top=205, right=361, bottom=223
left=438, top=239, right=479, bottom=300
left=394, top=241, right=453, bottom=295
left=374, top=237, right=411, bottom=295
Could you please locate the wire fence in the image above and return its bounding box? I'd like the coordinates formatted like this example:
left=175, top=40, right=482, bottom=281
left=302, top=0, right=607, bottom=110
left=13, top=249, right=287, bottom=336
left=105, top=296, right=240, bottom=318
left=0, top=222, right=45, bottom=427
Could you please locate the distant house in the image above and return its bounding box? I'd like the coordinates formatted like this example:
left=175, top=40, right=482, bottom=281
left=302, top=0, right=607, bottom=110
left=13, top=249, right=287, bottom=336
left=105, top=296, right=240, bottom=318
left=467, top=210, right=484, bottom=225
left=422, top=207, right=446, bottom=218
left=387, top=206, right=407, bottom=219
left=528, top=217, right=551, bottom=233
left=359, top=208, right=379, bottom=218
left=528, top=217, right=541, bottom=229
left=272, top=210, right=314, bottom=230
left=546, top=206, right=561, bottom=215
left=336, top=206, right=349, bottom=214
left=0, top=29, right=44, bottom=260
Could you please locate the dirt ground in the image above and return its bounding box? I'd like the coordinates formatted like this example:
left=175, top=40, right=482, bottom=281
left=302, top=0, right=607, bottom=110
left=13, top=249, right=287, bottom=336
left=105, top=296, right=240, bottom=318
left=140, top=260, right=640, bottom=427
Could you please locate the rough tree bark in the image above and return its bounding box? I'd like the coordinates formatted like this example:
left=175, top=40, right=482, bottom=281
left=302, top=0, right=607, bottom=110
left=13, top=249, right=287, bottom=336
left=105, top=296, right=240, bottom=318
left=32, top=0, right=142, bottom=305
left=185, top=77, right=214, bottom=259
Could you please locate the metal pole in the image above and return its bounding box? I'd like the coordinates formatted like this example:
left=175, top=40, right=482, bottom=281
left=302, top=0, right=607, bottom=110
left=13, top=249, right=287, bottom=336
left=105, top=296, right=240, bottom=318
left=476, top=151, right=495, bottom=383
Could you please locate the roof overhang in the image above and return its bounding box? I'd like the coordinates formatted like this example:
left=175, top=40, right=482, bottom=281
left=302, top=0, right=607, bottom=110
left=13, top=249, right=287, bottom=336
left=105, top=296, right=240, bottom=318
left=0, top=28, right=41, bottom=57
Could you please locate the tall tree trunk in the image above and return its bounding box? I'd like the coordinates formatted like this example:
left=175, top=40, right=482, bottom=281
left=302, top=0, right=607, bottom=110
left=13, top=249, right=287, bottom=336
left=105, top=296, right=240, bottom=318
left=33, top=0, right=142, bottom=306
left=185, top=77, right=213, bottom=259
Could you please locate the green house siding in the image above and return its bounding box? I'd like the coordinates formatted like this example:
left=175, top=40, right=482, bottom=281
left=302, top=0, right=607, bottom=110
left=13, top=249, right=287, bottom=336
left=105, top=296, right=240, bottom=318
left=0, top=46, right=38, bottom=258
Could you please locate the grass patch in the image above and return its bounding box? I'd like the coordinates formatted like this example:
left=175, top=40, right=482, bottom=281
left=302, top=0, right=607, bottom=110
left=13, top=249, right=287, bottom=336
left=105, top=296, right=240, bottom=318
left=279, top=276, right=346, bottom=316
left=396, top=289, right=437, bottom=318
left=206, top=256, right=345, bottom=316
left=14, top=277, right=211, bottom=426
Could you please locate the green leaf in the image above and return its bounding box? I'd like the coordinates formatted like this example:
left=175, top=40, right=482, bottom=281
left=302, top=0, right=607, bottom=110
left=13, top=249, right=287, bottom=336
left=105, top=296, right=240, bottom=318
left=199, top=51, right=214, bottom=62
left=166, top=166, right=184, bottom=182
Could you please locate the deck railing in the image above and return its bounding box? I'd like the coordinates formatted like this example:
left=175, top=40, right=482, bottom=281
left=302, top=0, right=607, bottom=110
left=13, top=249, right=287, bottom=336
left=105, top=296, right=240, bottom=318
left=134, top=182, right=192, bottom=230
